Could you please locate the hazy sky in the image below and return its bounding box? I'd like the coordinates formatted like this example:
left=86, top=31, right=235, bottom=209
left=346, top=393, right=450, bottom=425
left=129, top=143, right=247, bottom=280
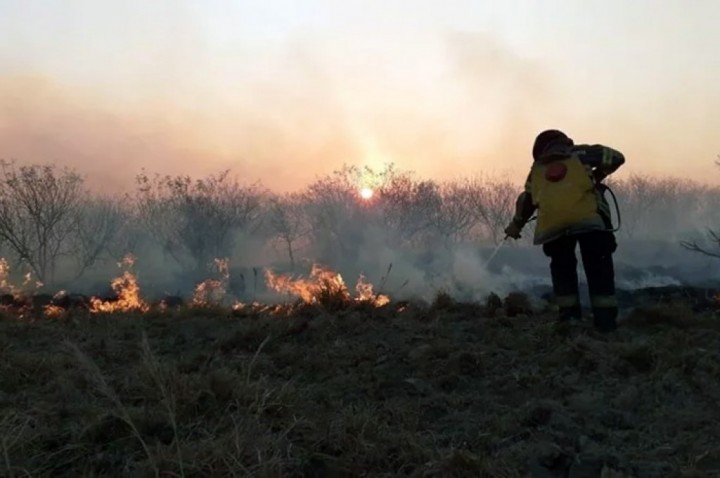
left=1, top=0, right=719, bottom=192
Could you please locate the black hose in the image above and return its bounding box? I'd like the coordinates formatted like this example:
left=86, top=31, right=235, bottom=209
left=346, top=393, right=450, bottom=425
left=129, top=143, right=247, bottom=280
left=597, top=183, right=622, bottom=232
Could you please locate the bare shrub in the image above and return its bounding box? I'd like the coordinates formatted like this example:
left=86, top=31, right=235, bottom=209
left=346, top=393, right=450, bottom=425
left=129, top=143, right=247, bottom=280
left=0, top=161, right=120, bottom=287
left=606, top=174, right=692, bottom=240
left=431, top=181, right=479, bottom=248
left=134, top=170, right=265, bottom=276
left=469, top=175, right=521, bottom=245
left=104, top=202, right=145, bottom=263
left=377, top=175, right=441, bottom=248
left=74, top=196, right=126, bottom=274
left=302, top=164, right=397, bottom=261
left=265, top=192, right=309, bottom=270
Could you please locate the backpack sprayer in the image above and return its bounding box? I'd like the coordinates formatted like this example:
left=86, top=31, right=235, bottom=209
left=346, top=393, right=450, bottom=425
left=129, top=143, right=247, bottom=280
left=597, top=183, right=622, bottom=232
left=484, top=182, right=622, bottom=267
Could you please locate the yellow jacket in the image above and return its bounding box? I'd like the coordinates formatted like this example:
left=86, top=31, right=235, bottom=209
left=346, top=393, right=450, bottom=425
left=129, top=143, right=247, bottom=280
left=512, top=144, right=625, bottom=245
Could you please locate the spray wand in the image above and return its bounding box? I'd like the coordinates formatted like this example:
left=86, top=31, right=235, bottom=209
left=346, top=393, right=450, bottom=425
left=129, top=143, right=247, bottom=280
left=484, top=216, right=537, bottom=268
left=484, top=238, right=508, bottom=268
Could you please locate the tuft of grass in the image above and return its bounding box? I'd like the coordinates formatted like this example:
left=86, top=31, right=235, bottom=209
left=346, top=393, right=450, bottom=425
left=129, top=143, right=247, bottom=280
left=430, top=290, right=455, bottom=310
left=503, top=291, right=533, bottom=317
left=618, top=341, right=657, bottom=373
left=485, top=292, right=503, bottom=316
left=64, top=339, right=160, bottom=478
left=140, top=332, right=185, bottom=478
left=1, top=412, right=34, bottom=478
left=621, top=304, right=720, bottom=330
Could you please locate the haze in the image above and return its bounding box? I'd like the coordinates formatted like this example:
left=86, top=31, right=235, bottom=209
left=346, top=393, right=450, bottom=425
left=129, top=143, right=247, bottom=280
left=2, top=0, right=719, bottom=193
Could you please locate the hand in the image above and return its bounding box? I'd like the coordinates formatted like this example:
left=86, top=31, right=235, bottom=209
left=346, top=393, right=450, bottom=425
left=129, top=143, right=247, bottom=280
left=504, top=221, right=523, bottom=239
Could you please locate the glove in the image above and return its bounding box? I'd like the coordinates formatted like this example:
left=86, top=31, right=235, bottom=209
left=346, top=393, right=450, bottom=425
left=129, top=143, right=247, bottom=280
left=504, top=220, right=523, bottom=239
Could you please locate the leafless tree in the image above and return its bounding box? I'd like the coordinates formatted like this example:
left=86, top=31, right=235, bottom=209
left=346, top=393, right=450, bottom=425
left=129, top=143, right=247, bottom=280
left=608, top=174, right=672, bottom=240
left=470, top=175, right=520, bottom=245
left=302, top=167, right=362, bottom=259
left=104, top=200, right=145, bottom=263
left=72, top=196, right=126, bottom=277
left=0, top=161, right=82, bottom=284
left=299, top=163, right=400, bottom=259
left=681, top=157, right=720, bottom=257
left=0, top=161, right=121, bottom=286
left=135, top=170, right=266, bottom=276
left=266, top=192, right=309, bottom=270
left=377, top=175, right=441, bottom=247
left=431, top=181, right=479, bottom=247
left=681, top=229, right=720, bottom=258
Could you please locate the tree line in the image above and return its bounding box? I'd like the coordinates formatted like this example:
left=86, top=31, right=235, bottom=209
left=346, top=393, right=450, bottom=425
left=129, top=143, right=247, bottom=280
left=0, top=159, right=718, bottom=291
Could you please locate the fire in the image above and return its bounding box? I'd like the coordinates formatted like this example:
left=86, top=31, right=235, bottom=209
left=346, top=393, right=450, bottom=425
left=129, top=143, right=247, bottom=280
left=265, top=264, right=390, bottom=307
left=265, top=264, right=349, bottom=304
left=0, top=258, right=10, bottom=279
left=191, top=258, right=230, bottom=307
left=119, top=254, right=136, bottom=268
left=232, top=300, right=285, bottom=315
left=0, top=258, right=12, bottom=294
left=89, top=254, right=149, bottom=314
left=0, top=253, right=393, bottom=319
left=0, top=259, right=42, bottom=297
left=43, top=305, right=65, bottom=318
left=23, top=272, right=43, bottom=290
left=355, top=274, right=390, bottom=307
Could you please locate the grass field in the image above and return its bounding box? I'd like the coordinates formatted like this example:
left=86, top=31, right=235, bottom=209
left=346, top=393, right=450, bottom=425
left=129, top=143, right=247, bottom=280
left=2, top=297, right=720, bottom=477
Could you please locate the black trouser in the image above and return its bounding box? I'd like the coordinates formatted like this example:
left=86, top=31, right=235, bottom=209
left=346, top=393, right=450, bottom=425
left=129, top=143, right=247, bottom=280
left=542, top=231, right=618, bottom=331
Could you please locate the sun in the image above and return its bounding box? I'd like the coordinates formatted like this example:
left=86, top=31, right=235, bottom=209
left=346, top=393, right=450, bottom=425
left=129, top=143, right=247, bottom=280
left=359, top=187, right=374, bottom=200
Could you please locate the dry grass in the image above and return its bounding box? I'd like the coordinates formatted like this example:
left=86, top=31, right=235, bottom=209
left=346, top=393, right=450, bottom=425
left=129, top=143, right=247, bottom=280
left=1, top=300, right=720, bottom=477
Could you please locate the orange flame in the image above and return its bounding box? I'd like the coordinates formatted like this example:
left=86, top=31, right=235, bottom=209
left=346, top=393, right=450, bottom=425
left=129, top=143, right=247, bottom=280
left=265, top=264, right=349, bottom=304
left=23, top=272, right=43, bottom=290
left=43, top=304, right=65, bottom=318
left=191, top=258, right=230, bottom=307
left=0, top=258, right=42, bottom=298
left=232, top=300, right=295, bottom=316
left=0, top=258, right=12, bottom=293
left=264, top=264, right=390, bottom=307
left=89, top=254, right=149, bottom=313
left=355, top=274, right=391, bottom=307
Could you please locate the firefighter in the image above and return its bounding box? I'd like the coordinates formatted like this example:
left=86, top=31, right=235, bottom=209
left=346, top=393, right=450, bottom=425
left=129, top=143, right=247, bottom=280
left=504, top=130, right=625, bottom=332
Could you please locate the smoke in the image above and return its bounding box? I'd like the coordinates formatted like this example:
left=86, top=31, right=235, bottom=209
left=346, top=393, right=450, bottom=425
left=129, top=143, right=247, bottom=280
left=0, top=27, right=579, bottom=194
left=4, top=26, right=720, bottom=193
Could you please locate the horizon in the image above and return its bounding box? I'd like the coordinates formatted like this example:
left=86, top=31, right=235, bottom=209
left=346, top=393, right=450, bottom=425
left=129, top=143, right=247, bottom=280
left=2, top=0, right=720, bottom=193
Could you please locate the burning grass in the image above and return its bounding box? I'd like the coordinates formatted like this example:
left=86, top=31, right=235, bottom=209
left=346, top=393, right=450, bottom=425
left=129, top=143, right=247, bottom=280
left=0, top=254, right=394, bottom=322
left=191, top=258, right=230, bottom=308
left=88, top=254, right=150, bottom=314
left=264, top=263, right=390, bottom=309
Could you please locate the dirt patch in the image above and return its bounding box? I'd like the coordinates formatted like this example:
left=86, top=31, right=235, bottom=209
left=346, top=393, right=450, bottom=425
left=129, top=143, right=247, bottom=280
left=1, top=302, right=720, bottom=477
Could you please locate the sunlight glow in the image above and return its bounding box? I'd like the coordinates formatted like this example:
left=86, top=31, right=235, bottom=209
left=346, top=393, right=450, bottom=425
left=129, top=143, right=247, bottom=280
left=360, top=187, right=374, bottom=200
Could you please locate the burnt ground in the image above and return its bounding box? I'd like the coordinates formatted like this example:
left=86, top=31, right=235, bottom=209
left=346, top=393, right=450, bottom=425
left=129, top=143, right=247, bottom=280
left=1, top=298, right=720, bottom=477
